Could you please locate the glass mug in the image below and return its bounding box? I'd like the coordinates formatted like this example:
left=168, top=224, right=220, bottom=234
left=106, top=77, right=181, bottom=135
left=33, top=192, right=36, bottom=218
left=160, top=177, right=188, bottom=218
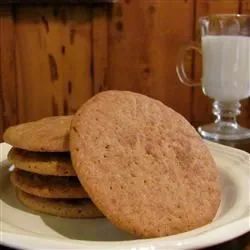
left=177, top=14, right=250, bottom=141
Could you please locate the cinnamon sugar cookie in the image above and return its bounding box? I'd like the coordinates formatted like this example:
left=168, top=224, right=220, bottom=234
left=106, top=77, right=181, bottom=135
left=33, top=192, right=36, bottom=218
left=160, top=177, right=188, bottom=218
left=11, top=169, right=87, bottom=199
left=3, top=116, right=72, bottom=152
left=8, top=147, right=76, bottom=176
left=16, top=189, right=103, bottom=218
left=70, top=90, right=221, bottom=238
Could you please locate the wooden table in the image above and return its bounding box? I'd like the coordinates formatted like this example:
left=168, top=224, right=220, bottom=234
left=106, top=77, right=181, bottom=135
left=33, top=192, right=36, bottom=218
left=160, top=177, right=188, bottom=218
left=1, top=139, right=250, bottom=250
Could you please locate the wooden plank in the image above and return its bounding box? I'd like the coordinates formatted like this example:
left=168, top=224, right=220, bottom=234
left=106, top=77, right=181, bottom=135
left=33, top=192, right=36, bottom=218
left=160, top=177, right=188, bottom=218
left=0, top=0, right=115, bottom=4
left=240, top=0, right=250, bottom=128
left=15, top=5, right=92, bottom=122
left=62, top=6, right=93, bottom=114
left=92, top=5, right=108, bottom=93
left=16, top=7, right=52, bottom=122
left=0, top=71, right=3, bottom=139
left=0, top=7, right=17, bottom=138
left=106, top=0, right=194, bottom=120
left=192, top=0, right=240, bottom=127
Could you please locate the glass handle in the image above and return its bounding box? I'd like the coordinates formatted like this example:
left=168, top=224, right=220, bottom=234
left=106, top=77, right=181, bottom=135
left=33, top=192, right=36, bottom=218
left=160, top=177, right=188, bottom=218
left=176, top=42, right=202, bottom=87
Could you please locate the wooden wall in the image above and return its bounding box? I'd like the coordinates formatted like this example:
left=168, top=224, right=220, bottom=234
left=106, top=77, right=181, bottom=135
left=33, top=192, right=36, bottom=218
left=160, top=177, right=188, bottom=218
left=0, top=0, right=250, bottom=139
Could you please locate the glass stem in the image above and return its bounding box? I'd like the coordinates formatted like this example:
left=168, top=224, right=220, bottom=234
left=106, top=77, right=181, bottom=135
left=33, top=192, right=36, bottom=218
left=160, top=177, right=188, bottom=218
left=212, top=101, right=241, bottom=129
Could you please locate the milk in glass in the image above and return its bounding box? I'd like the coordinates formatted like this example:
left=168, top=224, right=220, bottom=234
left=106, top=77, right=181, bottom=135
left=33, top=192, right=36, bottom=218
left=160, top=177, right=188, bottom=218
left=202, top=35, right=250, bottom=102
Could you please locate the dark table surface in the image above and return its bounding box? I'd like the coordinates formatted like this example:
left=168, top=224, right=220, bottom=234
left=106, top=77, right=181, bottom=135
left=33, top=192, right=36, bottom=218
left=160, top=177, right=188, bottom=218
left=1, top=139, right=250, bottom=250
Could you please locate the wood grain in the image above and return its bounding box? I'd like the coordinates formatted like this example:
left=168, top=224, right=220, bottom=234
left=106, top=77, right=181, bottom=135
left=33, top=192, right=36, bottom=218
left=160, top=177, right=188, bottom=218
left=106, top=0, right=194, bottom=120
left=0, top=7, right=17, bottom=140
left=0, top=0, right=250, bottom=139
left=0, top=0, right=114, bottom=4
left=192, top=0, right=240, bottom=127
left=92, top=5, right=108, bottom=93
left=15, top=6, right=92, bottom=122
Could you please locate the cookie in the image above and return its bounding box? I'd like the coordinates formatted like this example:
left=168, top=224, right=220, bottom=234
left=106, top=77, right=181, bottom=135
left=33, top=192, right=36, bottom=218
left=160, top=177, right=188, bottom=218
left=70, top=90, right=221, bottom=238
left=16, top=189, right=103, bottom=218
left=3, top=116, right=72, bottom=152
left=8, top=147, right=76, bottom=176
left=11, top=169, right=88, bottom=199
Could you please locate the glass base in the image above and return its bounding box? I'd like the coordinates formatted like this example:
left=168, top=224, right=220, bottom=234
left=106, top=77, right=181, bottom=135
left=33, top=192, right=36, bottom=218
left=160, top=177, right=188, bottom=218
left=198, top=123, right=250, bottom=141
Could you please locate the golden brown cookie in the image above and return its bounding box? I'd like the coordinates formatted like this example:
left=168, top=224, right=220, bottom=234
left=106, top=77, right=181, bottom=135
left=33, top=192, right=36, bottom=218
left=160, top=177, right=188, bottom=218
left=16, top=189, right=103, bottom=218
left=3, top=116, right=72, bottom=152
left=8, top=147, right=76, bottom=176
left=11, top=169, right=88, bottom=199
left=70, top=90, right=221, bottom=238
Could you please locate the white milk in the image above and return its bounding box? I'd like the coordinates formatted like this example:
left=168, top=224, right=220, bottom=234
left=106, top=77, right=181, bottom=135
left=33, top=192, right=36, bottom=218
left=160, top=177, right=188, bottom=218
left=202, top=35, right=250, bottom=102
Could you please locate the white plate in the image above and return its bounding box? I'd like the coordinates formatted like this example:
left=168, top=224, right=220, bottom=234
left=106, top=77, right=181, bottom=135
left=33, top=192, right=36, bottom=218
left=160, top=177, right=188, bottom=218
left=0, top=141, right=249, bottom=250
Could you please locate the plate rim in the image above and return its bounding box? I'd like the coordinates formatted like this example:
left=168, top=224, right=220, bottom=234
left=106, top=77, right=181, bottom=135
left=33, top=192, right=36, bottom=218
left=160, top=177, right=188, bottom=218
left=1, top=141, right=250, bottom=250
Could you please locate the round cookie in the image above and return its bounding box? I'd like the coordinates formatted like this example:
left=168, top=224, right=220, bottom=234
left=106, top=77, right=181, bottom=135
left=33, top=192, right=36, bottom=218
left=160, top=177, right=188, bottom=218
left=70, top=90, right=221, bottom=238
left=3, top=116, right=72, bottom=152
left=16, top=189, right=103, bottom=218
left=8, top=147, right=76, bottom=176
left=11, top=169, right=88, bottom=199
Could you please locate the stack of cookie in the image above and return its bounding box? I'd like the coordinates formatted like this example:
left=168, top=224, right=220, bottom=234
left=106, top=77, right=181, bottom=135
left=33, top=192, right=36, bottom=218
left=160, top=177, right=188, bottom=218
left=3, top=91, right=221, bottom=238
left=3, top=116, right=103, bottom=218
